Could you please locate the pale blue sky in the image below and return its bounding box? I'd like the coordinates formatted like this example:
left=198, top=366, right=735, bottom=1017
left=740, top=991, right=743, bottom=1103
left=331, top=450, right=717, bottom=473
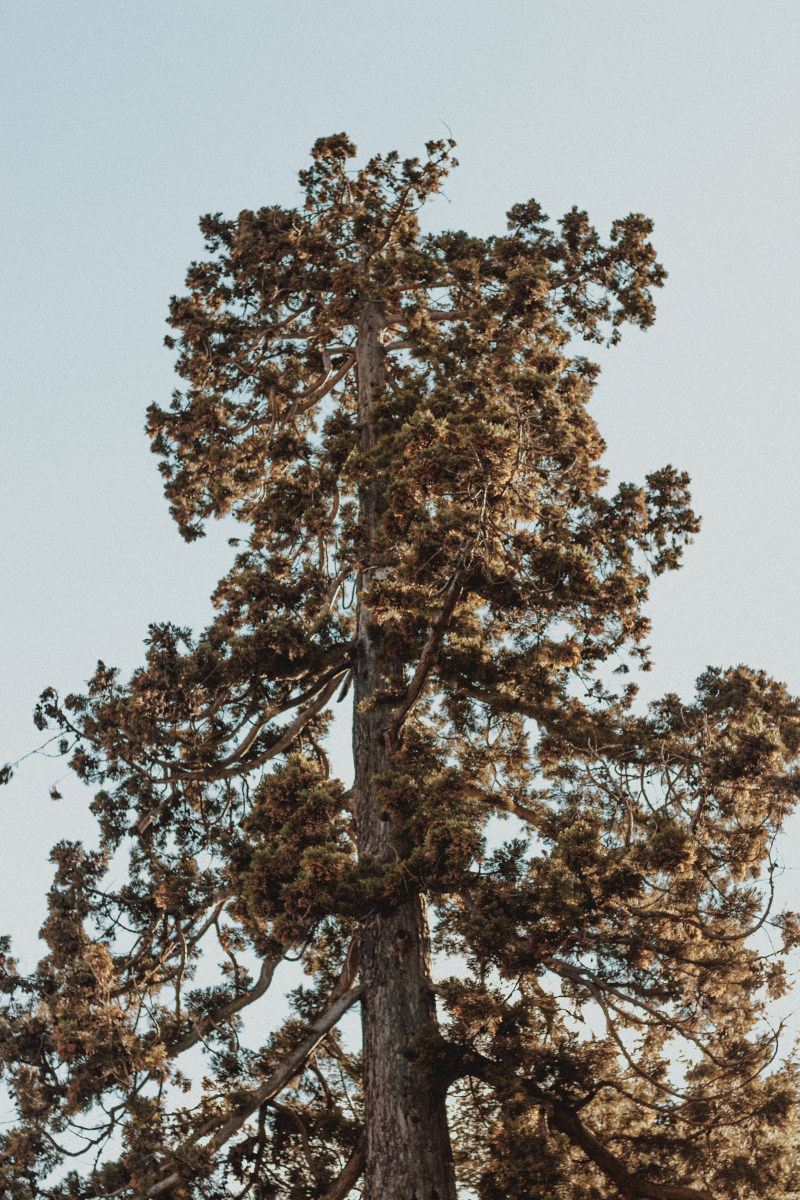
left=2, top=1, right=799, bottom=963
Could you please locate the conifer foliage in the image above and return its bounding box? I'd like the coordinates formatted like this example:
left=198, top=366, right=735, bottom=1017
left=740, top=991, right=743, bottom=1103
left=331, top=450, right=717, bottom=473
left=2, top=136, right=800, bottom=1198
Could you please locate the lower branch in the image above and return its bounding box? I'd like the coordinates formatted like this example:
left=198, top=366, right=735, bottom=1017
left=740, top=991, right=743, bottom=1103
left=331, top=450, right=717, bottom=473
left=134, top=669, right=348, bottom=833
left=202, top=980, right=364, bottom=1155
left=130, top=965, right=363, bottom=1199
left=324, top=1134, right=366, bottom=1200
left=462, top=1052, right=713, bottom=1200
left=544, top=1099, right=713, bottom=1200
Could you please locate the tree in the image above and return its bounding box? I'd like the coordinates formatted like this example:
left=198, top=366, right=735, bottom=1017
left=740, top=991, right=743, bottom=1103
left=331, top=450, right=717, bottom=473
left=2, top=134, right=799, bottom=1200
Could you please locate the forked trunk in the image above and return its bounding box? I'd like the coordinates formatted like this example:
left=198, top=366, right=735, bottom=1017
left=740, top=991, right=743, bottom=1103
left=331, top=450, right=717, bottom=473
left=353, top=299, right=457, bottom=1200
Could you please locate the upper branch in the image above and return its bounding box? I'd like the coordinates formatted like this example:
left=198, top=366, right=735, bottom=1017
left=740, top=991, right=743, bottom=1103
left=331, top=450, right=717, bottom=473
left=384, top=546, right=471, bottom=751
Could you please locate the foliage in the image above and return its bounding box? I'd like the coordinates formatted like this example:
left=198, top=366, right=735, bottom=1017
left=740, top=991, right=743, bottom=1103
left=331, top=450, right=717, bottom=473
left=2, top=134, right=799, bottom=1198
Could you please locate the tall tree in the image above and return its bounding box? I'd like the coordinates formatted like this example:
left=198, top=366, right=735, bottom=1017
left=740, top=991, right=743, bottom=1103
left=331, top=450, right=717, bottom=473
left=2, top=135, right=799, bottom=1200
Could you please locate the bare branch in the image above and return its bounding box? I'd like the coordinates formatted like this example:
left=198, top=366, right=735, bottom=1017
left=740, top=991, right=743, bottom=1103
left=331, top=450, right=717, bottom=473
left=290, top=354, right=356, bottom=418
left=134, top=668, right=349, bottom=824
left=202, top=982, right=363, bottom=1155
left=426, top=308, right=471, bottom=323
left=324, top=1134, right=365, bottom=1200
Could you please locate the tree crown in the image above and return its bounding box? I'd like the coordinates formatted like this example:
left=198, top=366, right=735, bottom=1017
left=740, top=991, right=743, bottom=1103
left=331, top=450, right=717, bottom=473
left=2, top=135, right=798, bottom=1200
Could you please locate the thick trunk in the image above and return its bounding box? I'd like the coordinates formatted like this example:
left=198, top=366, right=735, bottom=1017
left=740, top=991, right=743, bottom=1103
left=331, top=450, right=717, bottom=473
left=353, top=300, right=456, bottom=1200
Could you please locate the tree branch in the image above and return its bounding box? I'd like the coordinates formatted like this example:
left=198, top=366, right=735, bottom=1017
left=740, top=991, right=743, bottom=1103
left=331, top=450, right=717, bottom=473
left=462, top=1051, right=713, bottom=1200
left=202, top=981, right=364, bottom=1155
left=134, top=667, right=348, bottom=828
left=167, top=953, right=280, bottom=1058
left=384, top=549, right=469, bottom=750
left=426, top=308, right=471, bottom=322
left=324, top=1134, right=365, bottom=1200
left=290, top=354, right=356, bottom=418
left=132, top=956, right=363, bottom=1199
left=544, top=1099, right=713, bottom=1200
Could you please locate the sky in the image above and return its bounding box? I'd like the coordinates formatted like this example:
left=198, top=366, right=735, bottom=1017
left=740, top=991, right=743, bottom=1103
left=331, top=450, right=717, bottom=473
left=2, top=1, right=799, bottom=973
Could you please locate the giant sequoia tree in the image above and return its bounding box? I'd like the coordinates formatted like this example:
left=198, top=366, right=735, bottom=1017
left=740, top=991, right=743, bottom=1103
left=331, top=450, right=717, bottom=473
left=3, top=135, right=800, bottom=1199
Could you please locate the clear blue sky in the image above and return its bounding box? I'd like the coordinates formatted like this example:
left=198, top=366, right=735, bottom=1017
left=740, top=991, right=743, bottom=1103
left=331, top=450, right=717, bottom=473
left=2, top=1, right=799, bottom=965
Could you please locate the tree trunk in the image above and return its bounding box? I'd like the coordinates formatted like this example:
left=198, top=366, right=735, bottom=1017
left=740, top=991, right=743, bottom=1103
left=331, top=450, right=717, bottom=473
left=353, top=299, right=457, bottom=1200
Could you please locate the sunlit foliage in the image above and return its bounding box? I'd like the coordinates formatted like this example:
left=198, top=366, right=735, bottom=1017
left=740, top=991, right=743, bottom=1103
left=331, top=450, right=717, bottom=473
left=2, top=135, right=799, bottom=1199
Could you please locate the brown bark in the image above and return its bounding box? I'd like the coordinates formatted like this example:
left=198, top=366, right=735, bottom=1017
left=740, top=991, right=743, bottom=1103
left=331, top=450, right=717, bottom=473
left=353, top=298, right=457, bottom=1200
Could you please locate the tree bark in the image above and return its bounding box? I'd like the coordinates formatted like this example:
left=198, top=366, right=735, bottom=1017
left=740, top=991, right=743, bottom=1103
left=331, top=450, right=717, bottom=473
left=353, top=298, right=457, bottom=1200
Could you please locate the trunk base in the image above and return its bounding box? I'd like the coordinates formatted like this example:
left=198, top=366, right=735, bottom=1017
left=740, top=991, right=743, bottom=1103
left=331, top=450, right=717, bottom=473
left=360, top=894, right=456, bottom=1200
